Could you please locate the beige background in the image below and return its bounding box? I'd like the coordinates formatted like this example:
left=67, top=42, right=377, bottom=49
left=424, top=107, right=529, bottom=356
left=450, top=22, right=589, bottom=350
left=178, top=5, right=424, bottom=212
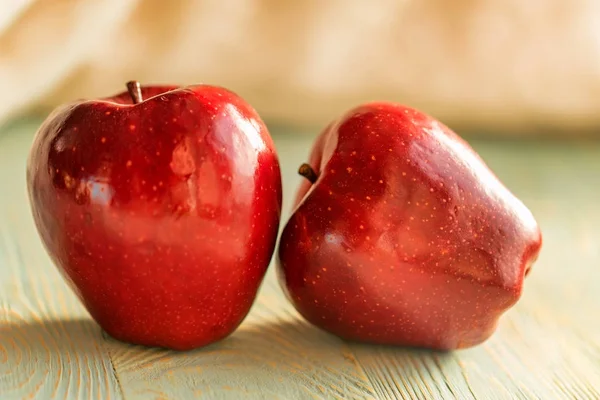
left=2, top=0, right=600, bottom=135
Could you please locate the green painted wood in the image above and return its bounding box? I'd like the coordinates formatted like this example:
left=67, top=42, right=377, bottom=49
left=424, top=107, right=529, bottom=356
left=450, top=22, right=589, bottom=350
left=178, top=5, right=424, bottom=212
left=0, top=118, right=598, bottom=399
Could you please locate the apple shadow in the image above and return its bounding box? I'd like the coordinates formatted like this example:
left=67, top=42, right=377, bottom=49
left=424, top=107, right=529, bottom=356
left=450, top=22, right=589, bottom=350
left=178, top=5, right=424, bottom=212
left=0, top=318, right=121, bottom=398
left=0, top=317, right=452, bottom=398
left=0, top=317, right=108, bottom=360
left=0, top=317, right=370, bottom=398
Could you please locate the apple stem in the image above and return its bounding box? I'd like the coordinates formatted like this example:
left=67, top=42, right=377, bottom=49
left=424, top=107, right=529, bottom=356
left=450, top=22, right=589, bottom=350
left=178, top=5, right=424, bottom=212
left=298, top=163, right=318, bottom=184
left=126, top=81, right=143, bottom=104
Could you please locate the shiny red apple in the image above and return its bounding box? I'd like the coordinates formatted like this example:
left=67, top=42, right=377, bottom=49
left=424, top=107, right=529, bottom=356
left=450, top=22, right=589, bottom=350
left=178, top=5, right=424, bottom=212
left=27, top=81, right=282, bottom=350
left=277, top=102, right=542, bottom=350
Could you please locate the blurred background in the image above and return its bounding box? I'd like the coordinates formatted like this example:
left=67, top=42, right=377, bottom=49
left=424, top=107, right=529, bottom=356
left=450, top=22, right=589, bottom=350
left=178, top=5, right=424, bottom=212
left=2, top=0, right=600, bottom=136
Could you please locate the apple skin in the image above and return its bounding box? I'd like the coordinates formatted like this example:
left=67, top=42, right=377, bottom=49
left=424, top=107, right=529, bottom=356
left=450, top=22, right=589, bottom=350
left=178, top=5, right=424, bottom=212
left=277, top=103, right=542, bottom=350
left=27, top=84, right=282, bottom=350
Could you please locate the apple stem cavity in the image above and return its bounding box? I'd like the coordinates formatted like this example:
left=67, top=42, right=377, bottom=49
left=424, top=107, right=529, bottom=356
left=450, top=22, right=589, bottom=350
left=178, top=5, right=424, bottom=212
left=298, top=163, right=318, bottom=184
left=126, top=81, right=143, bottom=104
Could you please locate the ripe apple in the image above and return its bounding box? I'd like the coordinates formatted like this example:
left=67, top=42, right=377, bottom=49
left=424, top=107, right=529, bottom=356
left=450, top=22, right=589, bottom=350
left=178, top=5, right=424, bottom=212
left=27, top=81, right=282, bottom=350
left=277, top=102, right=542, bottom=350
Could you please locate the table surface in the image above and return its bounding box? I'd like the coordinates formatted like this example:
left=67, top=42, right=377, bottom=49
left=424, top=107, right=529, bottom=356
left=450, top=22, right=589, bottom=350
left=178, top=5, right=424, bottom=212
left=0, top=118, right=598, bottom=400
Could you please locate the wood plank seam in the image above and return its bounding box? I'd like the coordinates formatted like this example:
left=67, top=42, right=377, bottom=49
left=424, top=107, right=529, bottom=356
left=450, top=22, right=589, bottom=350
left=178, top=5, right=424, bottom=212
left=102, top=330, right=126, bottom=400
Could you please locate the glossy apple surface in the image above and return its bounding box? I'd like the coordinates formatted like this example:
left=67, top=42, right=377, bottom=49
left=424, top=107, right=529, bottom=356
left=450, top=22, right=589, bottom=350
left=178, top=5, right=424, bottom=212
left=277, top=103, right=542, bottom=350
left=27, top=83, right=282, bottom=350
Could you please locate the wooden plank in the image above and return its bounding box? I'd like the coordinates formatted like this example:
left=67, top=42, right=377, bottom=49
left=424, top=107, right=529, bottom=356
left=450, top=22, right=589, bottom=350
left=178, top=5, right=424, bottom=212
left=0, top=118, right=599, bottom=399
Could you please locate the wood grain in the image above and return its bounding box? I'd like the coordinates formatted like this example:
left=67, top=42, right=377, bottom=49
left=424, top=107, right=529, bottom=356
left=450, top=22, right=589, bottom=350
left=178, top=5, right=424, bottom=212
left=0, top=119, right=598, bottom=399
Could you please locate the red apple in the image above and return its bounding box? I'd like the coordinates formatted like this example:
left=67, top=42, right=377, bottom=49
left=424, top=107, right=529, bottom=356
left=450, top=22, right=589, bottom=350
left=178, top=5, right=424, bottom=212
left=27, top=81, right=282, bottom=350
left=277, top=103, right=542, bottom=350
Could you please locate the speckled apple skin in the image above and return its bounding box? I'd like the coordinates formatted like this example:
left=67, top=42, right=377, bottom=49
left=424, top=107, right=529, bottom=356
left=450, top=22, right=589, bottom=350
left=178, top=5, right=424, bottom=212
left=27, top=85, right=282, bottom=350
left=277, top=103, right=542, bottom=350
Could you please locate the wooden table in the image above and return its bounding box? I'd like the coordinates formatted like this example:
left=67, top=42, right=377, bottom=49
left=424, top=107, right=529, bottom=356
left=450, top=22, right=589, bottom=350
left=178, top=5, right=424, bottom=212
left=0, top=118, right=598, bottom=399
